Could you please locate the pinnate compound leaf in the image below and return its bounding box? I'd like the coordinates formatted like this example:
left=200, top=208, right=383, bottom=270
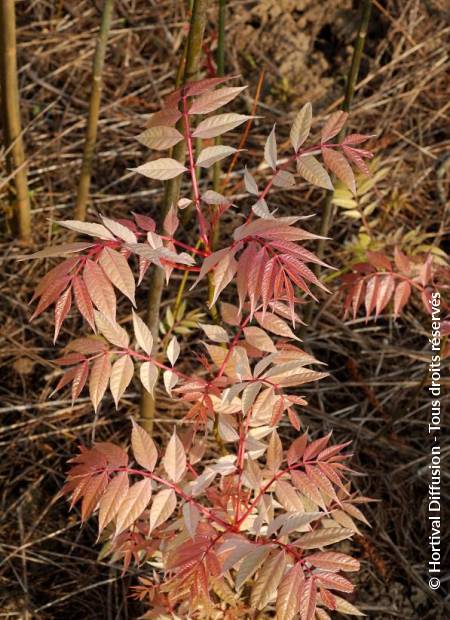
left=264, top=124, right=278, bottom=170
left=89, top=353, right=112, bottom=412
left=136, top=126, right=184, bottom=150
left=251, top=550, right=287, bottom=610
left=299, top=577, right=317, bottom=620
left=83, top=259, right=116, bottom=323
left=321, top=111, right=348, bottom=143
left=149, top=488, right=176, bottom=533
left=189, top=85, right=247, bottom=114
left=322, top=149, right=356, bottom=195
left=98, top=472, right=129, bottom=534
left=276, top=563, right=304, bottom=620
left=133, top=158, right=187, bottom=180
left=297, top=155, right=333, bottom=190
left=140, top=362, right=158, bottom=396
left=115, top=478, right=153, bottom=536
left=56, top=220, right=115, bottom=240
left=197, top=145, right=238, bottom=168
left=192, top=113, right=252, bottom=139
left=132, top=310, right=154, bottom=355
left=290, top=102, right=312, bottom=151
left=109, top=355, right=134, bottom=407
left=163, top=430, right=186, bottom=483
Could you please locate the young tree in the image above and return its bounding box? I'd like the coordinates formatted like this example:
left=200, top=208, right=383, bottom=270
left=21, top=77, right=373, bottom=618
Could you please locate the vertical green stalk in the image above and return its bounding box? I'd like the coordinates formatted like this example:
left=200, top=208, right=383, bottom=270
left=317, top=0, right=372, bottom=258
left=303, top=0, right=372, bottom=330
left=0, top=0, right=32, bottom=243
left=140, top=0, right=209, bottom=433
left=212, top=0, right=226, bottom=195
left=74, top=0, right=115, bottom=221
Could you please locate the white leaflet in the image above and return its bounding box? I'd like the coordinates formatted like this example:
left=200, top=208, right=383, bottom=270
left=273, top=170, right=296, bottom=188
left=196, top=145, right=237, bottom=168
left=297, top=155, right=333, bottom=190
left=264, top=124, right=277, bottom=170
left=163, top=430, right=186, bottom=483
left=244, top=167, right=259, bottom=195
left=140, top=361, right=158, bottom=396
left=182, top=502, right=200, bottom=539
left=189, top=85, right=247, bottom=114
left=94, top=311, right=129, bottom=348
left=163, top=369, right=178, bottom=396
left=252, top=198, right=274, bottom=219
left=192, top=113, right=251, bottom=139
left=290, top=102, right=312, bottom=151
left=167, top=337, right=180, bottom=365
left=132, top=310, right=154, bottom=355
left=136, top=126, right=184, bottom=150
left=109, top=355, right=134, bottom=407
left=202, top=190, right=230, bottom=205
left=56, top=220, right=115, bottom=240
left=100, top=215, right=137, bottom=243
left=177, top=197, right=192, bottom=210
left=132, top=158, right=187, bottom=180
left=199, top=323, right=229, bottom=343
left=149, top=488, right=176, bottom=533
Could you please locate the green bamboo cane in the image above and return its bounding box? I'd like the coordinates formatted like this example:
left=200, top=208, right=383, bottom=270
left=139, top=0, right=209, bottom=433
left=0, top=0, right=32, bottom=243
left=212, top=0, right=226, bottom=195
left=74, top=0, right=115, bottom=221
left=303, top=0, right=372, bottom=330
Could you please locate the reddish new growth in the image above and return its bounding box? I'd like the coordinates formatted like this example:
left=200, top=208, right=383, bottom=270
left=341, top=247, right=449, bottom=321
left=21, top=76, right=374, bottom=619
